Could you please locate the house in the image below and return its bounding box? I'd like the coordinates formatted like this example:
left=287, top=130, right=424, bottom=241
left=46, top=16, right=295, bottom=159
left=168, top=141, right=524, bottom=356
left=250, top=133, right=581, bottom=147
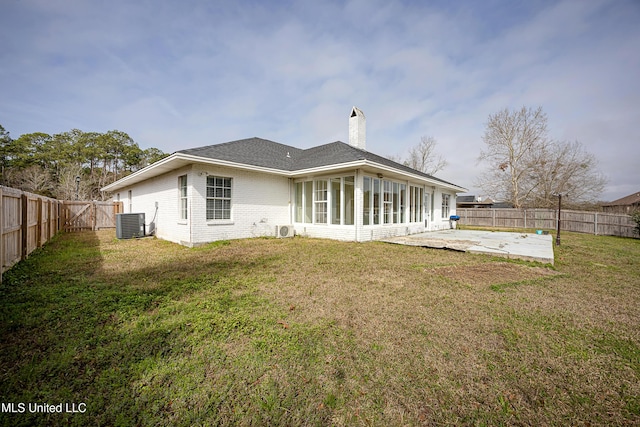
left=101, top=107, right=467, bottom=246
left=456, top=195, right=495, bottom=209
left=601, top=191, right=640, bottom=214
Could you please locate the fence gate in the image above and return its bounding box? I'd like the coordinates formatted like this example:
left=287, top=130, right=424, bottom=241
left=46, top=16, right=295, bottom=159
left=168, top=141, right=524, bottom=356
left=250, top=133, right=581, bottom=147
left=62, top=201, right=123, bottom=232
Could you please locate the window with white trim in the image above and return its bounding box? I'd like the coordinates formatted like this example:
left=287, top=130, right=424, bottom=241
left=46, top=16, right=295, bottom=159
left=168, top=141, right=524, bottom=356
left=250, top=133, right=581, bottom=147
left=442, top=193, right=450, bottom=218
left=331, top=178, right=341, bottom=225
left=206, top=176, right=232, bottom=220
left=314, top=180, right=328, bottom=224
left=295, top=177, right=355, bottom=225
left=363, top=177, right=371, bottom=225
left=344, top=176, right=354, bottom=225
left=178, top=175, right=188, bottom=220
left=383, top=180, right=393, bottom=224
left=409, top=186, right=423, bottom=223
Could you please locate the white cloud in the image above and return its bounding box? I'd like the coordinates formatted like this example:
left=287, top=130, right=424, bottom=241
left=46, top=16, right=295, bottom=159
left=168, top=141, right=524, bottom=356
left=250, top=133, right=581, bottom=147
left=1, top=0, right=638, bottom=200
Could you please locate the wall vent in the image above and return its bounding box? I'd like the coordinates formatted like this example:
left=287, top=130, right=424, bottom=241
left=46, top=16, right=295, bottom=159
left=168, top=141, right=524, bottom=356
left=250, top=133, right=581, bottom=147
left=116, top=213, right=146, bottom=239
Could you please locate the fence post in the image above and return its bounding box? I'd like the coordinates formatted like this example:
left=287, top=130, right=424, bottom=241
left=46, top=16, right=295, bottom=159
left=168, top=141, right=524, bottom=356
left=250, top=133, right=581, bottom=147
left=58, top=201, right=62, bottom=233
left=21, top=194, right=28, bottom=260
left=492, top=209, right=496, bottom=227
left=594, top=212, right=598, bottom=235
left=37, top=197, right=43, bottom=248
left=523, top=209, right=527, bottom=229
left=92, top=202, right=97, bottom=231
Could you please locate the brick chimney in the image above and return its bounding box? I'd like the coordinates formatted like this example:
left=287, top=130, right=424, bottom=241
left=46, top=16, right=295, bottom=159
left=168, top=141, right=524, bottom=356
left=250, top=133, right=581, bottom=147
left=349, top=106, right=366, bottom=150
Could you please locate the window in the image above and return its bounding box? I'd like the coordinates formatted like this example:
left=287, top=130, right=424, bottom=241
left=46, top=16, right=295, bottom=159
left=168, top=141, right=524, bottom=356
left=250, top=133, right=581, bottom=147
left=363, top=177, right=371, bottom=225
left=364, top=177, right=420, bottom=225
left=295, top=181, right=313, bottom=223
left=400, top=184, right=406, bottom=224
left=178, top=175, right=187, bottom=220
left=128, top=190, right=132, bottom=213
left=393, top=182, right=399, bottom=223
left=295, top=182, right=303, bottom=223
left=331, top=178, right=341, bottom=225
left=344, top=176, right=354, bottom=225
left=206, top=176, right=232, bottom=220
left=296, top=176, right=354, bottom=225
left=304, top=181, right=313, bottom=223
left=373, top=179, right=381, bottom=224
left=314, top=180, right=328, bottom=223
left=409, top=186, right=423, bottom=223
left=442, top=194, right=450, bottom=218
left=383, top=180, right=393, bottom=224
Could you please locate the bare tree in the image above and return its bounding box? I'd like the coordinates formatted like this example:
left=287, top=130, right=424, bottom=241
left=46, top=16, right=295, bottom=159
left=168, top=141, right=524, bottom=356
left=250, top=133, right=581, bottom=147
left=404, top=136, right=448, bottom=175
left=477, top=106, right=607, bottom=208
left=476, top=106, right=549, bottom=208
left=55, top=164, right=90, bottom=200
left=528, top=140, right=607, bottom=208
left=5, top=165, right=55, bottom=196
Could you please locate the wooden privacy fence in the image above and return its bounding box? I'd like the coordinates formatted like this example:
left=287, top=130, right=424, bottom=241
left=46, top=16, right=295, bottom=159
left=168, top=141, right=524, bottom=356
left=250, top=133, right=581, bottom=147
left=457, top=208, right=637, bottom=238
left=0, top=186, right=123, bottom=281
left=62, top=200, right=123, bottom=232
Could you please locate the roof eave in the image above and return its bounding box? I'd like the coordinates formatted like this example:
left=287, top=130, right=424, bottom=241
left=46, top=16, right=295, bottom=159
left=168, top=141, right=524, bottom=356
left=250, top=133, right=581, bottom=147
left=101, top=153, right=291, bottom=193
left=362, top=160, right=467, bottom=192
left=102, top=154, right=467, bottom=194
left=291, top=159, right=466, bottom=192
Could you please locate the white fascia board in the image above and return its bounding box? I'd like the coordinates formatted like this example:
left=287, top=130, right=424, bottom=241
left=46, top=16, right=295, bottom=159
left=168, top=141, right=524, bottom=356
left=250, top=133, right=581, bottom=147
left=288, top=160, right=367, bottom=177
left=101, top=153, right=292, bottom=192
left=102, top=154, right=467, bottom=193
left=101, top=153, right=184, bottom=192
left=364, top=161, right=468, bottom=192
left=292, top=160, right=467, bottom=192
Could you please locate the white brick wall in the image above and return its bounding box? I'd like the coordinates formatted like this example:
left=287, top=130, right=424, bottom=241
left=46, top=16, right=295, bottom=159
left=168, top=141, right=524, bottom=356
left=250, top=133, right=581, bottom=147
left=119, top=164, right=291, bottom=246
left=189, top=165, right=290, bottom=245
left=117, top=165, right=192, bottom=245
left=116, top=163, right=458, bottom=246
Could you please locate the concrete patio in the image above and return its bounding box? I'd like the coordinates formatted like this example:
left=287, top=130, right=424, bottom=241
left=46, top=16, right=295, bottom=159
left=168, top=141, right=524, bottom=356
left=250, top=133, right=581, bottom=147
left=381, top=229, right=555, bottom=264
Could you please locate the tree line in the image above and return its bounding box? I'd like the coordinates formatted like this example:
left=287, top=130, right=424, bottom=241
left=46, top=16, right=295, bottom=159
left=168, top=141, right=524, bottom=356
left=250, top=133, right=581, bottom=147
left=0, top=124, right=167, bottom=200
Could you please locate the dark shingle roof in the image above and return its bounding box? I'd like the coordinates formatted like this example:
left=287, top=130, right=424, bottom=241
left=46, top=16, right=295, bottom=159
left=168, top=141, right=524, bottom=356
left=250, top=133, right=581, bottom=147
left=177, top=137, right=460, bottom=188
left=178, top=138, right=303, bottom=171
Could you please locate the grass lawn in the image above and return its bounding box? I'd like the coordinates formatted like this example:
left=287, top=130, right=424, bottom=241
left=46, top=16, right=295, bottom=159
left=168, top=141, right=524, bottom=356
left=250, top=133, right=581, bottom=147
left=1, top=230, right=639, bottom=426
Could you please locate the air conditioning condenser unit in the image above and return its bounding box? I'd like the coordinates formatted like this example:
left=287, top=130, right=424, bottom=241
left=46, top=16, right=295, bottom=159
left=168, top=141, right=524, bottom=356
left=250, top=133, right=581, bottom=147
left=276, top=225, right=294, bottom=238
left=116, top=213, right=146, bottom=239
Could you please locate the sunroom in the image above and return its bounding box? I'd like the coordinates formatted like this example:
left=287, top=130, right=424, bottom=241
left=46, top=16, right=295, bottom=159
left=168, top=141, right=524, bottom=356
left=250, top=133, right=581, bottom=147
left=291, top=170, right=457, bottom=242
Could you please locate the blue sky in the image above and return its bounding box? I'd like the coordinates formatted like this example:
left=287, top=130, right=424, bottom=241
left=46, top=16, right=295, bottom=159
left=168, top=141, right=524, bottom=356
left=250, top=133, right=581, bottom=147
left=1, top=0, right=638, bottom=201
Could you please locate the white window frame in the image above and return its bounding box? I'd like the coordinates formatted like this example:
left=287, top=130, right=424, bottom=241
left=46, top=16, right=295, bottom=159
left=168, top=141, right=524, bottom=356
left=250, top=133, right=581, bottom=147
left=178, top=175, right=188, bottom=220
left=314, top=180, right=328, bottom=224
left=442, top=193, right=451, bottom=219
left=206, top=176, right=232, bottom=220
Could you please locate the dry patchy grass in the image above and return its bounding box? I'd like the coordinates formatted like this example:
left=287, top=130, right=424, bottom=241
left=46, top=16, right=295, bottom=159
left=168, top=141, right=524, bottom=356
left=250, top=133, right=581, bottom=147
left=1, top=230, right=639, bottom=426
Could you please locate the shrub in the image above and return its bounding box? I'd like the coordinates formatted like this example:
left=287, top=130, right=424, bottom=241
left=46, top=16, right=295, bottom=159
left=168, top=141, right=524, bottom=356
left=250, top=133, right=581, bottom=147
left=632, top=210, right=640, bottom=236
